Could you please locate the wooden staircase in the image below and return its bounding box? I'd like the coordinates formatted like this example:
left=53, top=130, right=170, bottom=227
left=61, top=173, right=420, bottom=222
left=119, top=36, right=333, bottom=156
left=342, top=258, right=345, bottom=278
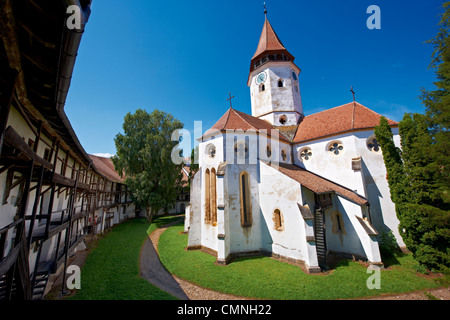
left=0, top=273, right=13, bottom=300
left=314, top=209, right=327, bottom=270
left=32, top=270, right=50, bottom=300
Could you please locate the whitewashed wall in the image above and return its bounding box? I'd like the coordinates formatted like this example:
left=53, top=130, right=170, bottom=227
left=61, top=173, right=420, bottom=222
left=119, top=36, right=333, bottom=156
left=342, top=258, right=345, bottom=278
left=293, top=128, right=404, bottom=247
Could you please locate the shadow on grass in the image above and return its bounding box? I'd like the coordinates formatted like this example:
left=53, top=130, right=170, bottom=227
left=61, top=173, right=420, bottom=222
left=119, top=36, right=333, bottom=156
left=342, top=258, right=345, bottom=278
left=381, top=250, right=408, bottom=268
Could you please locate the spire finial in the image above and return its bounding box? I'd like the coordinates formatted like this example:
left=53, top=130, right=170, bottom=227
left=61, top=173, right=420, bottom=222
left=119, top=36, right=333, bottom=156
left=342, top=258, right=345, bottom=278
left=264, top=2, right=268, bottom=18
left=227, top=92, right=235, bottom=108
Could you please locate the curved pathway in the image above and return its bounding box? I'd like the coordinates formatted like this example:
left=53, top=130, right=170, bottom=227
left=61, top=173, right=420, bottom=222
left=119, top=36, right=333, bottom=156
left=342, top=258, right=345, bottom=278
left=139, top=218, right=248, bottom=300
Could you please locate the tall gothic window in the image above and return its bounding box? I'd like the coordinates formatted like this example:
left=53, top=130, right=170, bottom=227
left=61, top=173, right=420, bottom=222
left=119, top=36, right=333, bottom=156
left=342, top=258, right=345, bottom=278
left=205, top=169, right=210, bottom=224
left=273, top=209, right=284, bottom=231
left=210, top=168, right=217, bottom=225
left=239, top=172, right=252, bottom=228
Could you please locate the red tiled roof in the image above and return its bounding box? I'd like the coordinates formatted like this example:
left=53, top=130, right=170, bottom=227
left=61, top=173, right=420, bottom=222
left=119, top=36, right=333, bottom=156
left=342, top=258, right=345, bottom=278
left=267, top=161, right=368, bottom=205
left=293, top=102, right=398, bottom=143
left=203, top=107, right=290, bottom=142
left=89, top=154, right=124, bottom=183
left=251, top=18, right=293, bottom=61
left=181, top=167, right=190, bottom=186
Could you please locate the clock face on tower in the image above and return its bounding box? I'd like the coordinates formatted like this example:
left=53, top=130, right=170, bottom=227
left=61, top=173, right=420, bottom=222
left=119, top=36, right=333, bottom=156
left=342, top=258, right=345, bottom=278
left=255, top=72, right=267, bottom=84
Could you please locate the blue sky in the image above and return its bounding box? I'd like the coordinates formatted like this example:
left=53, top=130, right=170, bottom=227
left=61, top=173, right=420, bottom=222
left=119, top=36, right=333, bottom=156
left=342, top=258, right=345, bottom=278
left=64, top=0, right=445, bottom=156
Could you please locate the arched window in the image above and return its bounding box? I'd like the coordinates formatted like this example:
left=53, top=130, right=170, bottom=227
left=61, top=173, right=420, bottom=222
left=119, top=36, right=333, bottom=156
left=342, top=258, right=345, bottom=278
left=281, top=149, right=287, bottom=162
left=210, top=168, right=217, bottom=225
left=266, top=145, right=272, bottom=158
left=205, top=169, right=210, bottom=224
left=239, top=172, right=252, bottom=228
left=278, top=80, right=283, bottom=88
left=259, top=84, right=265, bottom=92
left=273, top=209, right=284, bottom=231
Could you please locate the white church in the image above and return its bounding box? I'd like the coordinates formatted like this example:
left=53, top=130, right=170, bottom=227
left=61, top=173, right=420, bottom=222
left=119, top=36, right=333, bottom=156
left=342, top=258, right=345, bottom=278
left=185, top=15, right=402, bottom=273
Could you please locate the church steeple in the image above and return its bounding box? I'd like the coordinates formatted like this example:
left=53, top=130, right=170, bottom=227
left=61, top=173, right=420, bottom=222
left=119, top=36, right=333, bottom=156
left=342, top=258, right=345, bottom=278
left=250, top=17, right=296, bottom=74
left=248, top=14, right=303, bottom=127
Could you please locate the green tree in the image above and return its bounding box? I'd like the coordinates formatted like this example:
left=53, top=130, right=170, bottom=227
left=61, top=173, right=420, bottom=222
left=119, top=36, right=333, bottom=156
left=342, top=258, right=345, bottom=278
left=112, top=109, right=184, bottom=223
left=421, top=1, right=450, bottom=195
left=189, top=145, right=199, bottom=182
left=374, top=3, right=450, bottom=272
left=376, top=114, right=450, bottom=272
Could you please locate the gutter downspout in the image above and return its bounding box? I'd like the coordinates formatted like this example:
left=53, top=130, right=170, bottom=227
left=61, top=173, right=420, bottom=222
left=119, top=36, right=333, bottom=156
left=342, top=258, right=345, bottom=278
left=55, top=0, right=92, bottom=112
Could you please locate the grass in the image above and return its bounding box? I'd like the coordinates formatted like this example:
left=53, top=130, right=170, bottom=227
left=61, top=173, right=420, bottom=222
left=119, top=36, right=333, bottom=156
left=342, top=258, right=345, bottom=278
left=158, top=222, right=447, bottom=300
left=69, top=215, right=182, bottom=300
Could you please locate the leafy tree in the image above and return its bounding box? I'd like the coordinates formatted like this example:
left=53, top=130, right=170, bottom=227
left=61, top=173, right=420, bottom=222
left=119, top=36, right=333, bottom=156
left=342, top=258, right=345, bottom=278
left=374, top=3, right=450, bottom=272
left=189, top=146, right=199, bottom=181
left=421, top=1, right=450, bottom=193
left=376, top=114, right=450, bottom=272
left=112, top=109, right=184, bottom=223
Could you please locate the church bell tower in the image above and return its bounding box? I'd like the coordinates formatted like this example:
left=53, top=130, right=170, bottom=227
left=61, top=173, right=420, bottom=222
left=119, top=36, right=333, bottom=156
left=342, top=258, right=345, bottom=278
left=248, top=13, right=303, bottom=127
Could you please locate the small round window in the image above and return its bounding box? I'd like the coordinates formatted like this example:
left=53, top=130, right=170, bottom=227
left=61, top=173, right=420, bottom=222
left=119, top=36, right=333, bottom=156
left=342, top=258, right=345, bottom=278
left=367, top=136, right=381, bottom=153
left=299, top=148, right=312, bottom=161
left=328, top=142, right=344, bottom=156
left=205, top=143, right=216, bottom=159
left=279, top=115, right=287, bottom=125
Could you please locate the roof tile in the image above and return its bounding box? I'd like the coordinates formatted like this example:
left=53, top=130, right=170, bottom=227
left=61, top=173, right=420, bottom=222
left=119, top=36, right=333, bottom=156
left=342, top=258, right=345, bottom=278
left=203, top=108, right=291, bottom=142
left=89, top=154, right=124, bottom=183
left=267, top=161, right=368, bottom=205
left=293, top=102, right=398, bottom=143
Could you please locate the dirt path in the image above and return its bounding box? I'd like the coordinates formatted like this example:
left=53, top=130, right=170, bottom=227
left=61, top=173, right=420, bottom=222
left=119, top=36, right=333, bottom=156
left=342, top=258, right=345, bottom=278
left=143, top=218, right=248, bottom=300
left=362, top=287, right=449, bottom=300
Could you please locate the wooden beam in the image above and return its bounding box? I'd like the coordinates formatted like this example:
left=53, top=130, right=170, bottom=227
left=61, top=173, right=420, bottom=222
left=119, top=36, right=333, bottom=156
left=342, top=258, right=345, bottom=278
left=27, top=165, right=45, bottom=248
left=3, top=126, right=52, bottom=169
left=0, top=68, right=18, bottom=155
left=2, top=168, right=14, bottom=205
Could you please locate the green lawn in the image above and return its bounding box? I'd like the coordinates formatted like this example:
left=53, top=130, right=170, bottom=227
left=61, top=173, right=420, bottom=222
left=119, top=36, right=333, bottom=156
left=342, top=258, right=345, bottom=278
left=69, top=216, right=181, bottom=300
left=158, top=222, right=447, bottom=300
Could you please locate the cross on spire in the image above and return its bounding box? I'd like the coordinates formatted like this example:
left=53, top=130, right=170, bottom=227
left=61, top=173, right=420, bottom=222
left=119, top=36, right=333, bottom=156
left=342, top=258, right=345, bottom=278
left=227, top=92, right=235, bottom=108
left=350, top=86, right=357, bottom=129
left=264, top=2, right=268, bottom=18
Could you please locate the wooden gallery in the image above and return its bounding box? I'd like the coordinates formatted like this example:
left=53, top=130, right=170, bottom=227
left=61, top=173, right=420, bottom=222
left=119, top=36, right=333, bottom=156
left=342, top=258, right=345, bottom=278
left=0, top=0, right=135, bottom=300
